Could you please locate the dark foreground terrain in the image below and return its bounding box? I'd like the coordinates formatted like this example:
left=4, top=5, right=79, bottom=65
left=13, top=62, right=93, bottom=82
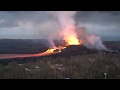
left=0, top=39, right=120, bottom=79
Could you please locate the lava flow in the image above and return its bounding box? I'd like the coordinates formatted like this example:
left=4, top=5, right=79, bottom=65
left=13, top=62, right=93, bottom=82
left=0, top=11, right=82, bottom=60
left=37, top=46, right=66, bottom=56
left=0, top=41, right=80, bottom=60
left=38, top=36, right=81, bottom=56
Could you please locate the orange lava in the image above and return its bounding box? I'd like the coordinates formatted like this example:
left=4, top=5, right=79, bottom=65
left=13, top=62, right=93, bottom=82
left=39, top=46, right=66, bottom=56
left=39, top=33, right=81, bottom=56
left=65, top=35, right=81, bottom=46
left=0, top=28, right=81, bottom=60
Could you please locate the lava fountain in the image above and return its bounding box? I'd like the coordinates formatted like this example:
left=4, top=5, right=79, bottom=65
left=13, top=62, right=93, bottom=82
left=40, top=33, right=81, bottom=56
left=0, top=11, right=81, bottom=59
left=42, top=11, right=81, bottom=55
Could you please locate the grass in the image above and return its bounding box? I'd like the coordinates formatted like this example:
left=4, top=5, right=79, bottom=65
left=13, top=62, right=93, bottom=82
left=0, top=51, right=120, bottom=79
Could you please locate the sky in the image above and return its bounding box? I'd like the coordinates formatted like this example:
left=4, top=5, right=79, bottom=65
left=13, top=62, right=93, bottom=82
left=0, top=11, right=120, bottom=41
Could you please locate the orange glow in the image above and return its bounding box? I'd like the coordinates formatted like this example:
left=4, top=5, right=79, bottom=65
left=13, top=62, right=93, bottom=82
left=40, top=38, right=80, bottom=56
left=44, top=48, right=57, bottom=53
left=60, top=25, right=81, bottom=46
left=57, top=46, right=66, bottom=52
left=39, top=29, right=81, bottom=56
left=38, top=26, right=81, bottom=56
left=65, top=35, right=81, bottom=45
left=42, top=46, right=66, bottom=54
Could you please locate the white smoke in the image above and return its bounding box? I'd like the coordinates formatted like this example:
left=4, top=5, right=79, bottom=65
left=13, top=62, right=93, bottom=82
left=76, top=27, right=108, bottom=50
left=46, top=11, right=76, bottom=27
left=47, top=11, right=79, bottom=45
left=46, top=11, right=107, bottom=50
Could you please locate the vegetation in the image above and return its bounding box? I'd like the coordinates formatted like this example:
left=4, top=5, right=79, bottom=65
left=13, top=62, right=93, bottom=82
left=0, top=40, right=120, bottom=79
left=0, top=51, right=120, bottom=79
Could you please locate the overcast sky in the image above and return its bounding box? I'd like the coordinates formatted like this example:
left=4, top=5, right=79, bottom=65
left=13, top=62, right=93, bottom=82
left=0, top=11, right=120, bottom=41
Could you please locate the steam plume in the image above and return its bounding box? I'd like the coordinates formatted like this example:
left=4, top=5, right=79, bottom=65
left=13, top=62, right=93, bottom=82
left=46, top=11, right=107, bottom=50
left=76, top=27, right=108, bottom=50
left=47, top=11, right=79, bottom=45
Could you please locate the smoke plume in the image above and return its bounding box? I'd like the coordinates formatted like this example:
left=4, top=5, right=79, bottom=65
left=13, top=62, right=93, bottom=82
left=47, top=11, right=79, bottom=45
left=47, top=11, right=107, bottom=50
left=76, top=27, right=107, bottom=50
